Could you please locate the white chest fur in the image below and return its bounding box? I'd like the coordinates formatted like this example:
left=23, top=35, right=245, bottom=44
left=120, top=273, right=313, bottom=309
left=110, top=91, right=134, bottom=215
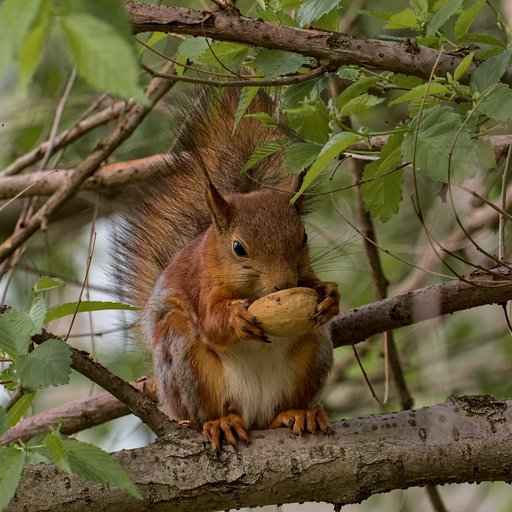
left=219, top=336, right=298, bottom=429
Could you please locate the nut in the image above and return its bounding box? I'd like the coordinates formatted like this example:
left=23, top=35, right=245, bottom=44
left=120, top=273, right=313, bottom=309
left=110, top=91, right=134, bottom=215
left=248, top=287, right=318, bottom=337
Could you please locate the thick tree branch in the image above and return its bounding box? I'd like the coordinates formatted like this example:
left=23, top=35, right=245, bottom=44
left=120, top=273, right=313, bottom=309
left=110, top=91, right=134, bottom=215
left=126, top=2, right=512, bottom=86
left=6, top=395, right=512, bottom=512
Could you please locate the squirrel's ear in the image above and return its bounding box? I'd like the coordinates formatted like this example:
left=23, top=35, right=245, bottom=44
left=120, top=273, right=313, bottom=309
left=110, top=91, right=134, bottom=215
left=205, top=181, right=233, bottom=233
left=289, top=170, right=306, bottom=211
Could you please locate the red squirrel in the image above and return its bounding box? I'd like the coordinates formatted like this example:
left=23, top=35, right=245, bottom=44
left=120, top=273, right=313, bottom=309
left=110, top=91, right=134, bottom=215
left=114, top=88, right=340, bottom=451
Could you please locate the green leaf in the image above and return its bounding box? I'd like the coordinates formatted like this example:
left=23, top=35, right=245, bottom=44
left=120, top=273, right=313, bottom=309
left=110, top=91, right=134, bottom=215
left=199, top=41, right=248, bottom=69
left=240, top=139, right=288, bottom=173
left=411, top=0, right=428, bottom=16
left=402, top=105, right=477, bottom=182
left=60, top=12, right=145, bottom=102
left=60, top=437, right=142, bottom=499
left=336, top=76, right=381, bottom=109
left=29, top=296, right=47, bottom=335
left=18, top=0, right=52, bottom=87
left=427, top=0, right=462, bottom=36
left=45, top=301, right=138, bottom=324
left=285, top=99, right=331, bottom=144
left=339, top=93, right=384, bottom=116
left=0, top=0, right=42, bottom=80
left=297, top=0, right=343, bottom=27
left=0, top=310, right=36, bottom=356
left=0, top=408, right=7, bottom=437
left=7, top=391, right=36, bottom=427
left=408, top=95, right=438, bottom=116
left=476, top=83, right=512, bottom=121
left=280, top=75, right=330, bottom=110
left=453, top=52, right=474, bottom=82
left=389, top=82, right=449, bottom=106
left=177, top=37, right=210, bottom=62
left=361, top=134, right=404, bottom=222
left=475, top=139, right=496, bottom=170
left=292, top=132, right=360, bottom=203
left=32, top=276, right=65, bottom=294
left=470, top=50, right=511, bottom=94
left=454, top=0, right=486, bottom=40
left=256, top=48, right=309, bottom=79
left=233, top=87, right=260, bottom=133
left=44, top=431, right=71, bottom=473
left=285, top=143, right=322, bottom=173
left=384, top=8, right=419, bottom=30
left=243, top=112, right=279, bottom=126
left=0, top=447, right=26, bottom=510
left=14, top=338, right=72, bottom=388
left=458, top=33, right=506, bottom=48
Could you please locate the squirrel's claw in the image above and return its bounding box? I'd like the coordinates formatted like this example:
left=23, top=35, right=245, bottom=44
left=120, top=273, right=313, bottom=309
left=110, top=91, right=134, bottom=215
left=202, top=413, right=250, bottom=453
left=313, top=281, right=340, bottom=325
left=271, top=405, right=331, bottom=435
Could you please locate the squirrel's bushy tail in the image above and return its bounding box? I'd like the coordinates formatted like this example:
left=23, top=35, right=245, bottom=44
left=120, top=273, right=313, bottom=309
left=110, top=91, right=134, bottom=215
left=113, top=88, right=292, bottom=309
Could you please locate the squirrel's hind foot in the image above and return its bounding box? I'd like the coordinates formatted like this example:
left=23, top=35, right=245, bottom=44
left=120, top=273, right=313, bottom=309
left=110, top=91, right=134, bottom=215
left=271, top=405, right=331, bottom=435
left=202, top=413, right=250, bottom=453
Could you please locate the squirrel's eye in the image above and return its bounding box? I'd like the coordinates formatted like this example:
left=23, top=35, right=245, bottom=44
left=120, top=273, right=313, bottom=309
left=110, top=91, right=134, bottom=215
left=233, top=240, right=248, bottom=257
left=302, top=232, right=308, bottom=247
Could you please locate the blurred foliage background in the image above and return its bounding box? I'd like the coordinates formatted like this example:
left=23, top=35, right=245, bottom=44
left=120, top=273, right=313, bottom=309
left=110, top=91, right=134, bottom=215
left=1, top=0, right=512, bottom=510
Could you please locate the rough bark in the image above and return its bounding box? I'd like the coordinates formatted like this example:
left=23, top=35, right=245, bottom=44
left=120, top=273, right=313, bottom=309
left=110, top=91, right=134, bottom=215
left=6, top=395, right=512, bottom=512
left=126, top=1, right=512, bottom=86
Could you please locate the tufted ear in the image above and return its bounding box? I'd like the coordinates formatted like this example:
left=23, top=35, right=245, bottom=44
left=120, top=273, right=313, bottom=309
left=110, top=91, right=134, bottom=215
left=205, top=180, right=233, bottom=233
left=289, top=170, right=306, bottom=211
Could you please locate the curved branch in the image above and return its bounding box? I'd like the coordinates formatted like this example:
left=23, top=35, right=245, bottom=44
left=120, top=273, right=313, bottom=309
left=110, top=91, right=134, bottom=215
left=126, top=1, right=512, bottom=86
left=6, top=395, right=512, bottom=512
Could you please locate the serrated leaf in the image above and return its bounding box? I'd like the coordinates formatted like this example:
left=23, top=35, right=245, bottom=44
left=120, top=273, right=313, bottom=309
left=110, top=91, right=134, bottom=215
left=280, top=75, right=330, bottom=109
left=45, top=301, right=138, bottom=324
left=60, top=12, right=145, bottom=102
left=243, top=112, right=279, bottom=126
left=458, top=33, right=506, bottom=48
left=285, top=99, right=330, bottom=144
left=44, top=431, right=72, bottom=473
left=29, top=296, right=47, bottom=335
left=233, top=87, right=260, bottom=133
left=14, top=338, right=72, bottom=388
left=7, top=391, right=36, bottom=427
left=18, top=0, right=52, bottom=87
left=199, top=41, right=248, bottom=69
left=297, top=0, right=343, bottom=27
left=389, top=82, right=449, bottom=106
left=427, top=0, right=463, bottom=36
left=0, top=447, right=26, bottom=510
left=470, top=50, right=511, bottom=94
left=411, top=0, right=428, bottom=16
left=384, top=8, right=419, bottom=30
left=361, top=134, right=404, bottom=222
left=0, top=310, right=36, bottom=356
left=256, top=48, right=309, bottom=79
left=454, top=52, right=474, bottom=82
left=454, top=0, right=486, bottom=40
left=0, top=408, right=7, bottom=437
left=60, top=437, right=142, bottom=499
left=292, top=132, right=360, bottom=203
left=32, top=276, right=65, bottom=294
left=285, top=143, right=322, bottom=173
left=177, top=37, right=210, bottom=62
left=241, top=139, right=288, bottom=173
left=336, top=76, right=381, bottom=109
left=408, top=95, right=438, bottom=116
left=476, top=83, right=512, bottom=121
left=339, top=94, right=384, bottom=116
left=402, top=105, right=477, bottom=182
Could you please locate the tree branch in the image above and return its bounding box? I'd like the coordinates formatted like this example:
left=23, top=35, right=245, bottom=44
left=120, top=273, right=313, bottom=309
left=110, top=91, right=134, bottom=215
left=6, top=395, right=512, bottom=512
left=126, top=1, right=512, bottom=86
left=331, top=266, right=512, bottom=346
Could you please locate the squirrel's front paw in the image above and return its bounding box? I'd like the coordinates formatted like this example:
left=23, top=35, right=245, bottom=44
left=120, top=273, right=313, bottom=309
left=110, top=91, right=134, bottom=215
left=230, top=299, right=270, bottom=343
left=314, top=281, right=340, bottom=325
left=271, top=405, right=331, bottom=435
left=202, top=413, right=250, bottom=453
